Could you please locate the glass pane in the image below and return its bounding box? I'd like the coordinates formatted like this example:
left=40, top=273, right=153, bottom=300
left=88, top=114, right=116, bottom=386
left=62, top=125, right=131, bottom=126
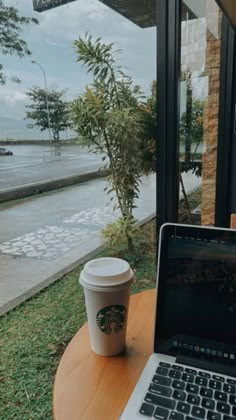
left=0, top=1, right=157, bottom=294
left=179, top=0, right=222, bottom=226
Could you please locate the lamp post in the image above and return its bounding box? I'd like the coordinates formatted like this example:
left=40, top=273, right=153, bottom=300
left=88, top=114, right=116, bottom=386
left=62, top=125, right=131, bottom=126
left=31, top=60, right=52, bottom=143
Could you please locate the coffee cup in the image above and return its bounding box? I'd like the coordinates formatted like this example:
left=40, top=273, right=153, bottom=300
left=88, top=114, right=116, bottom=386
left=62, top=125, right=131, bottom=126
left=79, top=257, right=134, bottom=356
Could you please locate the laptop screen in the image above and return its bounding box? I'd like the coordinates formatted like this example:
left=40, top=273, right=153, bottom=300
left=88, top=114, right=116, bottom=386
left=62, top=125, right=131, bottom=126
left=154, top=223, right=236, bottom=366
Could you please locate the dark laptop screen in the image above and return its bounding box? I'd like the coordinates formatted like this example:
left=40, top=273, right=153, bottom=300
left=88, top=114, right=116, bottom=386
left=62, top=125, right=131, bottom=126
left=154, top=224, right=236, bottom=365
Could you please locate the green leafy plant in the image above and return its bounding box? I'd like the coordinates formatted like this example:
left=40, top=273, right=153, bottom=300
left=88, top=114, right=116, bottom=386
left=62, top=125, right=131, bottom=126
left=71, top=34, right=145, bottom=250
left=0, top=1, right=38, bottom=84
left=139, top=80, right=157, bottom=174
left=101, top=216, right=139, bottom=252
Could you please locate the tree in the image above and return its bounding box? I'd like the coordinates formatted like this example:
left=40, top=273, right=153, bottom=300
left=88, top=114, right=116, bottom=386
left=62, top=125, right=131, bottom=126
left=0, top=1, right=38, bottom=84
left=180, top=69, right=204, bottom=177
left=179, top=69, right=204, bottom=221
left=25, top=87, right=71, bottom=141
left=139, top=80, right=157, bottom=174
left=71, top=34, right=144, bottom=251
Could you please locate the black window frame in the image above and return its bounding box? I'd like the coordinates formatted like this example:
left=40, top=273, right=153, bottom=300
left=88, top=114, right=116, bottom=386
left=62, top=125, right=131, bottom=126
left=157, top=1, right=236, bottom=231
left=156, top=0, right=181, bottom=234
left=215, top=15, right=236, bottom=227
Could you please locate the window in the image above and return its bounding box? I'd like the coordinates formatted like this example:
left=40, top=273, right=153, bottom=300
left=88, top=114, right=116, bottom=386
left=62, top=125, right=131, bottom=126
left=179, top=0, right=222, bottom=225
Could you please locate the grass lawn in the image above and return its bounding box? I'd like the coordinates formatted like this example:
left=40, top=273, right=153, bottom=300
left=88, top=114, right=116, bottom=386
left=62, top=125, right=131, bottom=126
left=0, top=220, right=156, bottom=420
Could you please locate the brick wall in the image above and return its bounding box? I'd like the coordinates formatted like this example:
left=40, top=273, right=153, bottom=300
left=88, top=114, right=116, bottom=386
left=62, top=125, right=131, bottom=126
left=201, top=1, right=221, bottom=225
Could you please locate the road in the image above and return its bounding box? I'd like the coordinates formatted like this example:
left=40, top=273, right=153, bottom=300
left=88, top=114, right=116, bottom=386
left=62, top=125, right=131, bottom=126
left=0, top=144, right=201, bottom=314
left=0, top=144, right=105, bottom=191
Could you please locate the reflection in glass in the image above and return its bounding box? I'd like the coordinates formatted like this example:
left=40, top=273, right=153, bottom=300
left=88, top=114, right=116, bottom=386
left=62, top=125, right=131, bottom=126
left=179, top=0, right=221, bottom=226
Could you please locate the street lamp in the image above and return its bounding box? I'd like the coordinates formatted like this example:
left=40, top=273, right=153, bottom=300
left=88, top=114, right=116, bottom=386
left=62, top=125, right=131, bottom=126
left=31, top=60, right=52, bottom=143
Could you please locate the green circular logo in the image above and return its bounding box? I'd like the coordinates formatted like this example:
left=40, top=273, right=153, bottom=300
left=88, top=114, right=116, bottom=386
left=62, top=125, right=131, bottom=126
left=96, top=305, right=126, bottom=335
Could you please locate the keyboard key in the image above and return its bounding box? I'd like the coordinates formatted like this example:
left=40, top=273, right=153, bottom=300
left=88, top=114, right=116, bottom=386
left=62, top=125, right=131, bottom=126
left=173, top=365, right=184, bottom=371
left=215, top=391, right=227, bottom=402
left=144, top=393, right=176, bottom=410
left=186, top=383, right=199, bottom=394
left=159, top=362, right=171, bottom=368
left=233, top=406, right=236, bottom=416
left=153, top=375, right=171, bottom=387
left=139, top=402, right=155, bottom=417
left=182, top=373, right=194, bottom=383
left=199, top=371, right=210, bottom=378
left=187, top=394, right=200, bottom=405
left=209, top=380, right=222, bottom=390
left=224, top=416, right=236, bottom=420
left=202, top=397, right=215, bottom=410
left=172, top=380, right=185, bottom=390
left=217, top=402, right=230, bottom=414
left=156, top=367, right=169, bottom=376
left=223, top=383, right=235, bottom=394
left=149, top=384, right=172, bottom=397
left=173, top=390, right=186, bottom=401
left=227, top=378, right=236, bottom=385
left=229, top=395, right=236, bottom=405
left=153, top=406, right=169, bottom=420
left=186, top=417, right=202, bottom=420
left=207, top=411, right=221, bottom=420
left=185, top=368, right=197, bottom=374
left=213, top=375, right=224, bottom=382
left=195, top=376, right=208, bottom=387
left=176, top=401, right=190, bottom=414
left=169, top=370, right=181, bottom=379
left=200, top=387, right=213, bottom=398
left=169, top=412, right=184, bottom=420
left=191, top=406, right=205, bottom=418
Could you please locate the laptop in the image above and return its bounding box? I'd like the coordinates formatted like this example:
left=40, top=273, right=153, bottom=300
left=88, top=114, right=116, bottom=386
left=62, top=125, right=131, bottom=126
left=120, top=223, right=236, bottom=420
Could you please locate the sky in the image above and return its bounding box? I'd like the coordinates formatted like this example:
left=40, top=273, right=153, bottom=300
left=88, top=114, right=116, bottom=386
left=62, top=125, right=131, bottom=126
left=0, top=0, right=156, bottom=140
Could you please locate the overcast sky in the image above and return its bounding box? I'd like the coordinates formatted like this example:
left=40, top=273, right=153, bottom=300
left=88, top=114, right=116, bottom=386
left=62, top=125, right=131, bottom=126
left=1, top=0, right=156, bottom=139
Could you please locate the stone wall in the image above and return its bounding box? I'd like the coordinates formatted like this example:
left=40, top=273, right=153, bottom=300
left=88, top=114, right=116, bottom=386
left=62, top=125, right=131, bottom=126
left=201, top=1, right=221, bottom=225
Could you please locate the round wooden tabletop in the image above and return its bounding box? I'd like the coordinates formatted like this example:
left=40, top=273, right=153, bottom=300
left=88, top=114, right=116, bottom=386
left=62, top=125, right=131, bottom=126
left=53, top=288, right=156, bottom=420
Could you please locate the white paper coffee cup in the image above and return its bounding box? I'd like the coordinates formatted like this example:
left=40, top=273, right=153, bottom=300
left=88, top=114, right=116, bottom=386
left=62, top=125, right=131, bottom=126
left=79, top=257, right=134, bottom=356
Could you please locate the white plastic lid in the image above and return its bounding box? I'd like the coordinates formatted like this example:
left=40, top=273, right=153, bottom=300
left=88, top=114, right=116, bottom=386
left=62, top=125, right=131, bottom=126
left=79, top=257, right=134, bottom=288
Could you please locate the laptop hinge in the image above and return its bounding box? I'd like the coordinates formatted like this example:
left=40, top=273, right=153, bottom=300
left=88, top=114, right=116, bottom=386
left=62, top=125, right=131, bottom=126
left=176, top=355, right=236, bottom=378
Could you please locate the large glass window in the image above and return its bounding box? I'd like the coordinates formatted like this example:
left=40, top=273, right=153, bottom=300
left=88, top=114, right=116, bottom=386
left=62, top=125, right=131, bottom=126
left=179, top=0, right=222, bottom=226
left=0, top=0, right=157, bottom=291
left=0, top=0, right=156, bottom=223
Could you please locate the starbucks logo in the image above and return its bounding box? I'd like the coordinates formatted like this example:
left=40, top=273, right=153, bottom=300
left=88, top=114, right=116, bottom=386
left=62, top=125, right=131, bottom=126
left=96, top=305, right=126, bottom=335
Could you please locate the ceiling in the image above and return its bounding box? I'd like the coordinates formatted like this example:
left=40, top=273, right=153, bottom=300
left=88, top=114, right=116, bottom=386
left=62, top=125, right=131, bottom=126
left=34, top=0, right=227, bottom=30
left=98, top=0, right=157, bottom=28
left=98, top=0, right=207, bottom=28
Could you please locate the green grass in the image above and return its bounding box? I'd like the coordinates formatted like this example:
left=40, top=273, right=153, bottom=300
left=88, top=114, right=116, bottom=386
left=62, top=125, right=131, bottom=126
left=0, top=221, right=156, bottom=420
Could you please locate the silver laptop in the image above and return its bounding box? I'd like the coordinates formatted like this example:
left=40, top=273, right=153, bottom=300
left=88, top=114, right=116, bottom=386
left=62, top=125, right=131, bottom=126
left=121, top=223, right=236, bottom=420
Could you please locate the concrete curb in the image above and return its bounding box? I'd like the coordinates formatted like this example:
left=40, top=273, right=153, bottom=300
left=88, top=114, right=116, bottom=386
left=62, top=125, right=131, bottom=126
left=0, top=244, right=104, bottom=317
left=0, top=169, right=110, bottom=204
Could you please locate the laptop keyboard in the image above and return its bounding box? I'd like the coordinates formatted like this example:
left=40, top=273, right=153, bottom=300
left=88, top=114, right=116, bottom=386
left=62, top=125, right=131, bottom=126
left=139, top=362, right=236, bottom=419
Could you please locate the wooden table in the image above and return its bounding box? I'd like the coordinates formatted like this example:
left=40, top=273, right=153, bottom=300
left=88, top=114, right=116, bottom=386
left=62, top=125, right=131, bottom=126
left=53, top=289, right=156, bottom=420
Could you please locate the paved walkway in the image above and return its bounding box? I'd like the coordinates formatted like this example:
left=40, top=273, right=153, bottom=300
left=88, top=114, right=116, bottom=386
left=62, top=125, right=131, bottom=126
left=0, top=174, right=157, bottom=316
left=0, top=171, right=200, bottom=316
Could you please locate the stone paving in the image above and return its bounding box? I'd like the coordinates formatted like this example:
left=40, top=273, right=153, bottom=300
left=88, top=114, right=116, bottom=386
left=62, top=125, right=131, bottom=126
left=63, top=206, right=120, bottom=226
left=0, top=206, right=120, bottom=260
